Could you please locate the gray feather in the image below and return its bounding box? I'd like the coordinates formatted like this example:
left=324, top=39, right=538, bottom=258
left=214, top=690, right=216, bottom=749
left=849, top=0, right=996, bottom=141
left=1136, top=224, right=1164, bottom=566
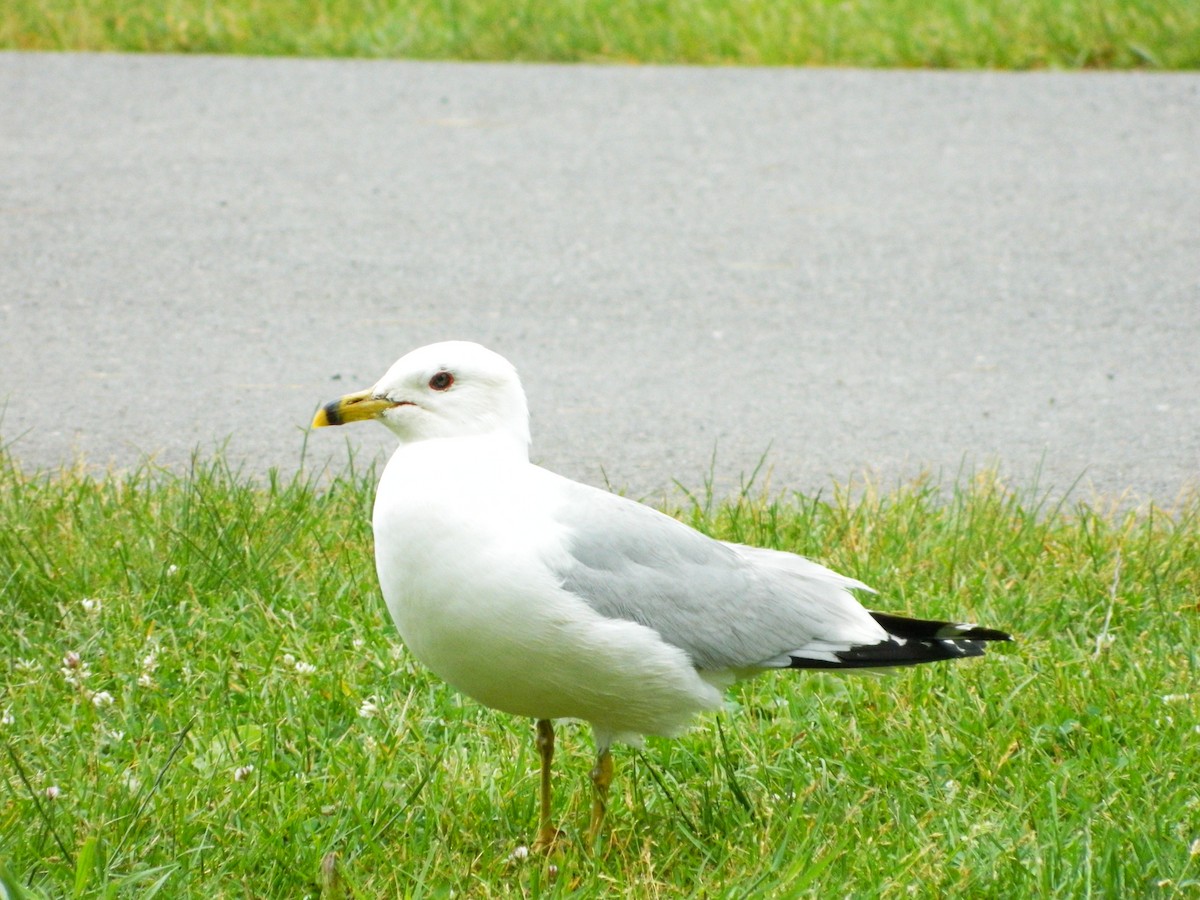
left=550, top=483, right=885, bottom=671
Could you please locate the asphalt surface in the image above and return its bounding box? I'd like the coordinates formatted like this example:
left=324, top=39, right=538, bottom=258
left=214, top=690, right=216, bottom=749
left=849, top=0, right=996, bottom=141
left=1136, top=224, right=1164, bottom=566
left=2, top=53, right=1198, bottom=503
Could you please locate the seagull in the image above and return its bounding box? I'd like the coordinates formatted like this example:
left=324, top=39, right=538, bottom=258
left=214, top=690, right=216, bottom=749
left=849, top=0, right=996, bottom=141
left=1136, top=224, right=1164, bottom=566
left=312, top=341, right=1011, bottom=851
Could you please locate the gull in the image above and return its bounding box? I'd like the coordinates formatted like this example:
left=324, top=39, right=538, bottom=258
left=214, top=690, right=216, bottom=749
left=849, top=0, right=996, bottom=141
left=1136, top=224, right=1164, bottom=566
left=312, top=341, right=1011, bottom=850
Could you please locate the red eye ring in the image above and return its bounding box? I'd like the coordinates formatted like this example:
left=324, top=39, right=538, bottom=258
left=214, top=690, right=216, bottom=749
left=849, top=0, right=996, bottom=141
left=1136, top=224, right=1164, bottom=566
left=429, top=371, right=454, bottom=391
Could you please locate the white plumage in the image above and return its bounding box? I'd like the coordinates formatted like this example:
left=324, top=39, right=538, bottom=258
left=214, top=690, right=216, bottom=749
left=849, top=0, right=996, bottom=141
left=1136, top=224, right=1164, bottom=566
left=313, top=340, right=1010, bottom=850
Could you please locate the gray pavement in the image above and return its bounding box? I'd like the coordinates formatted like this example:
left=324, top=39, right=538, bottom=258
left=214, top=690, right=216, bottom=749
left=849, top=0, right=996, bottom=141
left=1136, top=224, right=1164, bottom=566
left=2, top=53, right=1198, bottom=503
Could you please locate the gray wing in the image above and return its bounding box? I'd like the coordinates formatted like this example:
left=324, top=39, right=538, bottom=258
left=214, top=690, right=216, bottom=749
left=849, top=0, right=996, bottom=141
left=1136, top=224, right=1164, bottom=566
left=549, top=478, right=887, bottom=671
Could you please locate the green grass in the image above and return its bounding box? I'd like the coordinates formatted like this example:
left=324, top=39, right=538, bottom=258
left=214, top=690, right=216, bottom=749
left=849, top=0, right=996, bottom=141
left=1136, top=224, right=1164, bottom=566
left=3, top=0, right=1198, bottom=68
left=1, top=449, right=1198, bottom=898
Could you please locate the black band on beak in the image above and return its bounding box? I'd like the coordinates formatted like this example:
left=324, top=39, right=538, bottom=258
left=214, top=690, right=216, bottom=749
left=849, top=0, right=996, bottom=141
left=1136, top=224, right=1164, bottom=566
left=320, top=399, right=346, bottom=426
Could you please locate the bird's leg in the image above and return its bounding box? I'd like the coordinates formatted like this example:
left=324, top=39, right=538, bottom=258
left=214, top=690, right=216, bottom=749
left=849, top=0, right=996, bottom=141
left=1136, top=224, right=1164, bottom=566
left=531, top=719, right=561, bottom=853
left=587, top=746, right=614, bottom=847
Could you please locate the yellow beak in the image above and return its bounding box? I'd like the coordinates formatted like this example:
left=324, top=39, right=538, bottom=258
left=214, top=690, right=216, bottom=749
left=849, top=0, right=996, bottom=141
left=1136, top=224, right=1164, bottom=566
left=311, top=389, right=398, bottom=428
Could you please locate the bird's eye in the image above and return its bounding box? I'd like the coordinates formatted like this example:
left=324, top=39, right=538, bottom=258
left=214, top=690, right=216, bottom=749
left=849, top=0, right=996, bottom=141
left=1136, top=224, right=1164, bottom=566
left=428, top=371, right=454, bottom=391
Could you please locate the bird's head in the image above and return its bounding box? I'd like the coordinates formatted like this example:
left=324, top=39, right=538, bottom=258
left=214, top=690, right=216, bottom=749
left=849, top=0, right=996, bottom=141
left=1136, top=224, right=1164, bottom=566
left=312, top=341, right=531, bottom=449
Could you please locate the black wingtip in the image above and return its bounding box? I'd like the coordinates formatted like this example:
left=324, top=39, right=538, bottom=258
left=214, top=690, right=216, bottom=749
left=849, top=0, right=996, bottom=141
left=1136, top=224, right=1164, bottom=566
left=787, top=638, right=992, bottom=670
left=784, top=611, right=1013, bottom=671
left=959, top=625, right=1014, bottom=642
left=869, top=611, right=1013, bottom=644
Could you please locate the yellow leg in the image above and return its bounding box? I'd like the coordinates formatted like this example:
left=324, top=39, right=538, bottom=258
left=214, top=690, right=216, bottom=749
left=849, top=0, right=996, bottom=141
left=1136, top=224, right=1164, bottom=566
left=587, top=747, right=613, bottom=847
left=531, top=719, right=560, bottom=853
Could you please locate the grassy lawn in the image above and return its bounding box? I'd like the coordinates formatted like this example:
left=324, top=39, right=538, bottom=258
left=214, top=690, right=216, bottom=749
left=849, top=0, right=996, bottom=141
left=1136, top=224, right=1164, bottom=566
left=2, top=0, right=1197, bottom=68
left=1, top=450, right=1198, bottom=897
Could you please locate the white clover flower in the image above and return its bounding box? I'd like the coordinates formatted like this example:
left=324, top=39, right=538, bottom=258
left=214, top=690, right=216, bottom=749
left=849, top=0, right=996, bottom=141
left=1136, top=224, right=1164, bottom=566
left=233, top=764, right=255, bottom=782
left=61, top=651, right=91, bottom=686
left=358, top=698, right=380, bottom=719
left=1, top=710, right=13, bottom=727
left=295, top=661, right=317, bottom=676
left=166, top=564, right=179, bottom=577
left=352, top=637, right=366, bottom=650
left=1190, top=837, right=1200, bottom=857
left=282, top=653, right=296, bottom=667
left=123, top=771, right=142, bottom=794
left=45, top=785, right=61, bottom=800
left=137, top=650, right=159, bottom=688
left=91, top=691, right=115, bottom=708
left=15, top=658, right=39, bottom=673
left=1161, top=694, right=1191, bottom=704
left=510, top=845, right=530, bottom=861
left=80, top=597, right=103, bottom=615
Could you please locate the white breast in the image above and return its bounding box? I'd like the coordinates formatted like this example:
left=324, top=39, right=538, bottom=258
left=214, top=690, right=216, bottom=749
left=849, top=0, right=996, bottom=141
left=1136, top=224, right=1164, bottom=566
left=370, top=437, right=725, bottom=740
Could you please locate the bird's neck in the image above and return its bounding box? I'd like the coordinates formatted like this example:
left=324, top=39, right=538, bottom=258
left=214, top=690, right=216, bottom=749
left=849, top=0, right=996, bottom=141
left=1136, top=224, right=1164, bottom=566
left=398, top=429, right=530, bottom=465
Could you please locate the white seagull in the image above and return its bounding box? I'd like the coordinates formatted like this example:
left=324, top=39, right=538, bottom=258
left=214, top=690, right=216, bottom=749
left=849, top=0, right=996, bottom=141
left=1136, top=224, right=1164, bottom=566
left=312, top=341, right=1011, bottom=850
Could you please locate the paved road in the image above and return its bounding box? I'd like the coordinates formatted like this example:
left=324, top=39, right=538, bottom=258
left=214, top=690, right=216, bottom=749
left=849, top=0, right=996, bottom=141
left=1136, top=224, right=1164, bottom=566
left=2, top=53, right=1197, bottom=503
